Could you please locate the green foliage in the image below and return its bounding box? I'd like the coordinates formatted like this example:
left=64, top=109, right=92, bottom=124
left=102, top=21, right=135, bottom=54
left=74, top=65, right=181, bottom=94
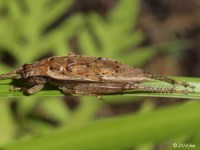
left=79, top=0, right=156, bottom=66
left=0, top=0, right=81, bottom=64
left=0, top=0, right=199, bottom=149
left=4, top=102, right=200, bottom=150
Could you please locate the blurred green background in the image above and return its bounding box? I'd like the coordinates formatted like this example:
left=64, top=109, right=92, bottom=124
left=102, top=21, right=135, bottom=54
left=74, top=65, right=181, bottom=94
left=0, top=0, right=200, bottom=150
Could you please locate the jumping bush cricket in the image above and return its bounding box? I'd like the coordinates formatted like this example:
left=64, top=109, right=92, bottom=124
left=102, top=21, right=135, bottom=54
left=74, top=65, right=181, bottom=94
left=0, top=53, right=194, bottom=97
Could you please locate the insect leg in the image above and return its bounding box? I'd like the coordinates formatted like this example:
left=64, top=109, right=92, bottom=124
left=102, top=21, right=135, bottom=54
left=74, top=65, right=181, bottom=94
left=129, top=83, right=189, bottom=94
left=10, top=84, right=45, bottom=95
left=59, top=87, right=76, bottom=95
left=72, top=82, right=189, bottom=95
left=26, top=84, right=45, bottom=94
left=145, top=72, right=194, bottom=88
left=60, top=86, right=104, bottom=99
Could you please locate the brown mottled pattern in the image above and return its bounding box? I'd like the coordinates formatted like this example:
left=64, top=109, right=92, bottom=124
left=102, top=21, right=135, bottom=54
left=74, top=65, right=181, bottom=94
left=0, top=53, right=192, bottom=95
left=21, top=55, right=151, bottom=82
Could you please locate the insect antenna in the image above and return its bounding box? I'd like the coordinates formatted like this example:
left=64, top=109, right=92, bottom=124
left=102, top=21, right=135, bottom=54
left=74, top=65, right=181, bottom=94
left=0, top=68, right=22, bottom=80
left=0, top=72, right=19, bottom=80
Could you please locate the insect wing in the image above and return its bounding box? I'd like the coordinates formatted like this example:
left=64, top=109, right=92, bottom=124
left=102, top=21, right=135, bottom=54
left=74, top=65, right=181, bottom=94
left=47, top=56, right=118, bottom=81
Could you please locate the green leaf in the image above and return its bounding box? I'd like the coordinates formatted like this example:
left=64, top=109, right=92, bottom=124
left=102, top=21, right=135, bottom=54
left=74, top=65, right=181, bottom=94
left=34, top=98, right=71, bottom=124
left=3, top=102, right=200, bottom=150
left=0, top=101, right=16, bottom=146
left=0, top=76, right=199, bottom=99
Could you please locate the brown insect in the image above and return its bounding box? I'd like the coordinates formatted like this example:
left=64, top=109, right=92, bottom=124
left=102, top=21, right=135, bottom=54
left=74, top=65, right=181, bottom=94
left=0, top=53, right=193, bottom=96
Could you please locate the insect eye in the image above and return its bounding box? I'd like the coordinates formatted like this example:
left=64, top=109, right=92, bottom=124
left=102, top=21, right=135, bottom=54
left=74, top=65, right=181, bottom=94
left=22, top=64, right=30, bottom=78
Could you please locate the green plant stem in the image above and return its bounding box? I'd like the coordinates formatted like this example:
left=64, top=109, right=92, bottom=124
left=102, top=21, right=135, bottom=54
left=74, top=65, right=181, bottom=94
left=0, top=76, right=200, bottom=99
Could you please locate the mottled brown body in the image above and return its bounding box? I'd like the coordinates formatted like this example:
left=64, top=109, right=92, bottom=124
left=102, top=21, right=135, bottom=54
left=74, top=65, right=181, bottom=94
left=21, top=54, right=150, bottom=82
left=0, top=53, right=192, bottom=96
